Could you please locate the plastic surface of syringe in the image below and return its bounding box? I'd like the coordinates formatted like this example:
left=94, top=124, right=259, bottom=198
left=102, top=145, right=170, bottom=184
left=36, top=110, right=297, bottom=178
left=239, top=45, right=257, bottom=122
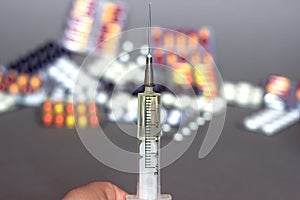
left=126, top=86, right=171, bottom=200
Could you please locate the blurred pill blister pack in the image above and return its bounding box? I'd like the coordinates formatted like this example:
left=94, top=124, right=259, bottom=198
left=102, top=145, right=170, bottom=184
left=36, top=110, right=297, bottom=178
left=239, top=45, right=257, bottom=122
left=0, top=41, right=70, bottom=112
left=62, top=0, right=127, bottom=55
left=42, top=99, right=99, bottom=129
left=3, top=0, right=298, bottom=139
left=83, top=27, right=226, bottom=141
left=243, top=75, right=300, bottom=136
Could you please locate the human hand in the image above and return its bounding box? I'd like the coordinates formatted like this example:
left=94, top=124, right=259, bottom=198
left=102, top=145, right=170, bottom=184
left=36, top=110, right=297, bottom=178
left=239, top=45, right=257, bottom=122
left=61, top=182, right=128, bottom=200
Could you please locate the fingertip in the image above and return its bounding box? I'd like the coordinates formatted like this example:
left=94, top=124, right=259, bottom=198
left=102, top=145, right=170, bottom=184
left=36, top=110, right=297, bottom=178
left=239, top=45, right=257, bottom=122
left=113, top=184, right=128, bottom=200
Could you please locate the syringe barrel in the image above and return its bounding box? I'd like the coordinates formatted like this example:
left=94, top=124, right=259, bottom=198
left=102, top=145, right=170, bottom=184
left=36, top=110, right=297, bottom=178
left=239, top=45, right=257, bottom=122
left=137, top=87, right=161, bottom=140
left=138, top=141, right=159, bottom=200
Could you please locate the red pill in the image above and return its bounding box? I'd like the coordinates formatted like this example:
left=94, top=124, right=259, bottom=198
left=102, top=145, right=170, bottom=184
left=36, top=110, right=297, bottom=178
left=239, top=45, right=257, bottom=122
left=65, top=103, right=74, bottom=114
left=55, top=114, right=65, bottom=127
left=88, top=103, right=97, bottom=114
left=43, top=113, right=53, bottom=126
left=89, top=115, right=99, bottom=127
left=43, top=100, right=52, bottom=112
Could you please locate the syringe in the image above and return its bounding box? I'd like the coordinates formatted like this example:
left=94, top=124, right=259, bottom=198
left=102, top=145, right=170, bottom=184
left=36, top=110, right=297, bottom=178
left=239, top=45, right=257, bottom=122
left=126, top=3, right=172, bottom=200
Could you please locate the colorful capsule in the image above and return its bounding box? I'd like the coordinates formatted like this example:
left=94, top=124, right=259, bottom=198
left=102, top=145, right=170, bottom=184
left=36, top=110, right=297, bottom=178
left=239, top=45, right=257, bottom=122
left=55, top=114, right=65, bottom=127
left=102, top=10, right=115, bottom=23
left=166, top=53, right=177, bottom=65
left=89, top=115, right=99, bottom=127
left=8, top=83, right=19, bottom=94
left=187, top=30, right=198, bottom=49
left=172, top=62, right=193, bottom=86
left=194, top=64, right=205, bottom=87
left=164, top=31, right=175, bottom=50
left=43, top=113, right=53, bottom=126
left=0, top=72, right=3, bottom=84
left=154, top=49, right=164, bottom=65
left=65, top=102, right=74, bottom=114
left=66, top=115, right=75, bottom=129
left=88, top=102, right=97, bottom=114
left=43, top=100, right=52, bottom=112
left=190, top=52, right=201, bottom=65
left=77, top=103, right=87, bottom=115
left=176, top=30, right=186, bottom=53
left=30, top=75, right=42, bottom=91
left=198, top=27, right=211, bottom=53
left=297, top=82, right=300, bottom=100
left=54, top=102, right=64, bottom=114
left=152, top=27, right=162, bottom=45
left=199, top=27, right=210, bottom=43
left=78, top=115, right=88, bottom=128
left=17, top=74, right=29, bottom=88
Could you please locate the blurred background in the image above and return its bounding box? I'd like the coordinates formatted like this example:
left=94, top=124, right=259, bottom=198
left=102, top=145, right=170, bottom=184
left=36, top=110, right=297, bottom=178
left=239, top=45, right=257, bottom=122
left=1, top=0, right=299, bottom=81
left=0, top=0, right=300, bottom=199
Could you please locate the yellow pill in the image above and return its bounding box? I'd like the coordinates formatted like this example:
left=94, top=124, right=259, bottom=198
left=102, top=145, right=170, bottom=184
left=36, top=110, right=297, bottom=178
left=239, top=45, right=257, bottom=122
left=30, top=75, right=41, bottom=90
left=8, top=83, right=19, bottom=94
left=77, top=103, right=87, bottom=114
left=17, top=74, right=28, bottom=88
left=54, top=102, right=64, bottom=114
left=66, top=115, right=75, bottom=129
left=77, top=115, right=88, bottom=128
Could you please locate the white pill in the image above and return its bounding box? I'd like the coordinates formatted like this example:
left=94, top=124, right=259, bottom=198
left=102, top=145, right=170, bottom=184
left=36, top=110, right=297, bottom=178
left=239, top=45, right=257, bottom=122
left=173, top=133, right=184, bottom=142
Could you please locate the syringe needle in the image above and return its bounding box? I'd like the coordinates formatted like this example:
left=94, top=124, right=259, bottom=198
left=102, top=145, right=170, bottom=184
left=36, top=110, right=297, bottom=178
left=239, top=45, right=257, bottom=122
left=144, top=2, right=154, bottom=87
left=148, top=2, right=152, bottom=55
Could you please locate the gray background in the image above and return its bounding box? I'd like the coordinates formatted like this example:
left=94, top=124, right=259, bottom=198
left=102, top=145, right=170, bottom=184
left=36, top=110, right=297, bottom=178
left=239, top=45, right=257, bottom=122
left=0, top=0, right=300, bottom=199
